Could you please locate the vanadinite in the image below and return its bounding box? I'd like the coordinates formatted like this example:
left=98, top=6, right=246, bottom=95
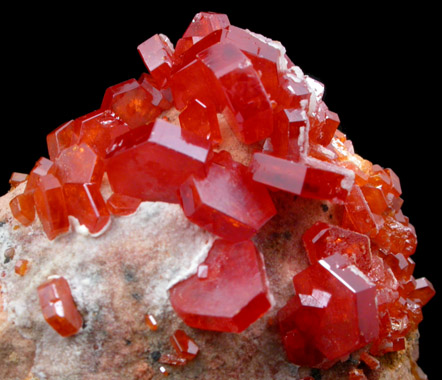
left=8, top=10, right=434, bottom=374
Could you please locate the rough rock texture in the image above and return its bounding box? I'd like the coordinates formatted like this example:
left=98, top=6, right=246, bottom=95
left=0, top=110, right=428, bottom=379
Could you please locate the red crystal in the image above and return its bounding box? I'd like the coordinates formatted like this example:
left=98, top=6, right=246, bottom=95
left=106, top=118, right=212, bottom=203
left=10, top=192, right=35, bottom=226
left=25, top=157, right=56, bottom=193
left=101, top=78, right=163, bottom=128
left=279, top=253, right=379, bottom=367
left=182, top=12, right=230, bottom=39
left=179, top=153, right=276, bottom=241
left=276, top=73, right=310, bottom=109
left=169, top=239, right=271, bottom=333
left=309, top=102, right=340, bottom=147
left=373, top=215, right=417, bottom=256
left=170, top=329, right=199, bottom=360
left=138, top=73, right=173, bottom=111
left=170, top=58, right=227, bottom=111
left=9, top=172, right=28, bottom=188
left=302, top=222, right=372, bottom=271
left=360, top=184, right=389, bottom=215
left=106, top=193, right=141, bottom=216
left=268, top=108, right=307, bottom=160
left=77, top=109, right=130, bottom=157
left=64, top=183, right=110, bottom=234
left=198, top=43, right=273, bottom=144
left=344, top=184, right=383, bottom=237
left=47, top=120, right=79, bottom=161
left=55, top=143, right=104, bottom=186
left=251, top=152, right=353, bottom=203
left=37, top=277, right=83, bottom=337
left=408, top=278, right=435, bottom=306
left=178, top=98, right=221, bottom=143
left=137, top=34, right=174, bottom=88
left=34, top=174, right=70, bottom=240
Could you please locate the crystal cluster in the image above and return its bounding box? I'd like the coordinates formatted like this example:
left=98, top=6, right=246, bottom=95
left=8, top=11, right=434, bottom=370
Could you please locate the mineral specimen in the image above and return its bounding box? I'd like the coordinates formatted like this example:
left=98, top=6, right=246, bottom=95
left=1, top=9, right=435, bottom=380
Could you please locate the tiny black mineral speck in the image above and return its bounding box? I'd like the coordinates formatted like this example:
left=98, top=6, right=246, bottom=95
left=151, top=351, right=161, bottom=362
left=311, top=368, right=322, bottom=380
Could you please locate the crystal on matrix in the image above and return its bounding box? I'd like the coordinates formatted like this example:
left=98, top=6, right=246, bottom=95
left=169, top=239, right=272, bottom=333
left=9, top=172, right=28, bottom=188
left=5, top=11, right=435, bottom=376
left=106, top=193, right=141, bottom=216
left=278, top=254, right=379, bottom=367
left=33, top=174, right=70, bottom=240
left=170, top=329, right=199, bottom=360
left=145, top=314, right=159, bottom=331
left=179, top=152, right=276, bottom=241
left=14, top=259, right=29, bottom=276
left=37, top=277, right=83, bottom=337
left=10, top=192, right=35, bottom=226
left=63, top=183, right=110, bottom=234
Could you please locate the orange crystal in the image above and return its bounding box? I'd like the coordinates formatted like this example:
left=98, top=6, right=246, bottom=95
left=37, top=277, right=83, bottom=337
left=101, top=78, right=164, bottom=128
left=9, top=172, right=28, bottom=188
left=106, top=193, right=141, bottom=216
left=10, top=192, right=35, bottom=226
left=63, top=183, right=110, bottom=234
left=34, top=174, right=70, bottom=240
left=145, top=314, right=158, bottom=331
left=55, top=143, right=104, bottom=186
left=15, top=259, right=29, bottom=276
left=170, top=329, right=199, bottom=360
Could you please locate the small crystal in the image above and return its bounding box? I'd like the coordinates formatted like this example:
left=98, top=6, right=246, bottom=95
left=37, top=277, right=83, bottom=337
left=170, top=329, right=199, bottom=360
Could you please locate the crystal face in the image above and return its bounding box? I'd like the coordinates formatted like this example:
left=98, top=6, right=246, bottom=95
left=169, top=239, right=272, bottom=333
left=106, top=118, right=212, bottom=203
left=7, top=11, right=434, bottom=369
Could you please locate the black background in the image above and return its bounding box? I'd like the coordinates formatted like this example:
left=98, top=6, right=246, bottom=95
left=2, top=3, right=439, bottom=377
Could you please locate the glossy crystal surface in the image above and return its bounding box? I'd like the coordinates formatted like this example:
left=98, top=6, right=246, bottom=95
left=169, top=239, right=271, bottom=332
left=37, top=277, right=83, bottom=337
